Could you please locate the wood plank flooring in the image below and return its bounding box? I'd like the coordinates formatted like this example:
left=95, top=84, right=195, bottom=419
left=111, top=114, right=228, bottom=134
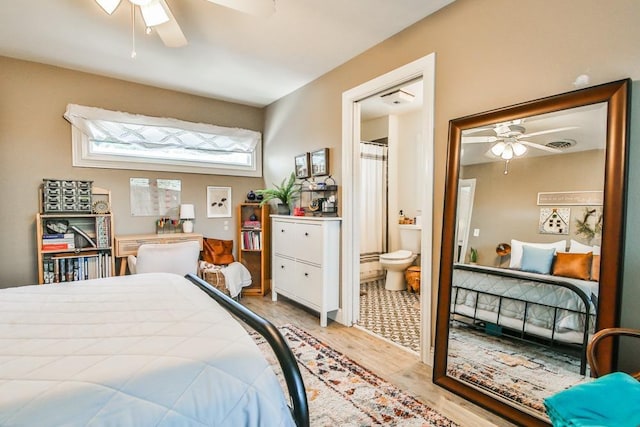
left=241, top=293, right=516, bottom=427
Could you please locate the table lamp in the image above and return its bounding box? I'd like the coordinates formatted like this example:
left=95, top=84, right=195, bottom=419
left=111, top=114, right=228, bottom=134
left=180, top=204, right=195, bottom=233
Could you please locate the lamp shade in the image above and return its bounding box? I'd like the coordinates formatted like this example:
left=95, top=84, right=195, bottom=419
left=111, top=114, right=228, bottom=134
left=180, top=204, right=195, bottom=219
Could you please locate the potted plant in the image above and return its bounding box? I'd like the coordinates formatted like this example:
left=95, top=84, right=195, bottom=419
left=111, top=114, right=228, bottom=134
left=469, top=247, right=478, bottom=264
left=256, top=172, right=300, bottom=215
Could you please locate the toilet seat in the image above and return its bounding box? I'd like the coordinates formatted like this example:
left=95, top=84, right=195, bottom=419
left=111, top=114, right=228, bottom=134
left=380, top=249, right=413, bottom=261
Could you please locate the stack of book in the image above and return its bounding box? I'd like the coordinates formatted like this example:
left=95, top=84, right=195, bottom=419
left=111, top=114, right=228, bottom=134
left=42, top=233, right=75, bottom=250
left=243, top=220, right=261, bottom=229
left=42, top=252, right=112, bottom=284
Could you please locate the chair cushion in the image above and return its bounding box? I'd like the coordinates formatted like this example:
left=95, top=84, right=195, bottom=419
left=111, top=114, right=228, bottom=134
left=202, top=238, right=234, bottom=265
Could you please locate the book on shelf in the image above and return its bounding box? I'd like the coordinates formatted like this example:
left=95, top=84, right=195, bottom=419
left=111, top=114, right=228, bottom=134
left=243, top=220, right=261, bottom=229
left=42, top=243, right=75, bottom=250
left=241, top=230, right=261, bottom=250
left=95, top=216, right=110, bottom=249
left=43, top=233, right=74, bottom=239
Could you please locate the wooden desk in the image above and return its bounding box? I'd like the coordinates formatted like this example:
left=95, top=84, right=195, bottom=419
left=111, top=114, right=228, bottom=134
left=114, top=233, right=204, bottom=275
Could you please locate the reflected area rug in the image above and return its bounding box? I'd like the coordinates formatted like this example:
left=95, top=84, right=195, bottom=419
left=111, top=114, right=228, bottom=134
left=447, top=323, right=591, bottom=416
left=253, top=324, right=457, bottom=426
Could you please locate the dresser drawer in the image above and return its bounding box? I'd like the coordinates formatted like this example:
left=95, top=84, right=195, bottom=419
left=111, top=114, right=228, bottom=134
left=272, top=220, right=323, bottom=264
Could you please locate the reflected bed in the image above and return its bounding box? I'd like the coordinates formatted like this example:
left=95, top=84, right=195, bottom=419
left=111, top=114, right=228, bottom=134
left=0, top=273, right=308, bottom=426
left=451, top=263, right=597, bottom=374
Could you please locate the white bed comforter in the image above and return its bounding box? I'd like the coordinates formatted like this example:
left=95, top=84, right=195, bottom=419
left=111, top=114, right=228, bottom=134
left=0, top=273, right=295, bottom=427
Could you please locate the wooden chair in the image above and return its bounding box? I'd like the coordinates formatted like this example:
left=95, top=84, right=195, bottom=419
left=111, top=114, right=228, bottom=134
left=587, top=327, right=640, bottom=380
left=127, top=240, right=200, bottom=276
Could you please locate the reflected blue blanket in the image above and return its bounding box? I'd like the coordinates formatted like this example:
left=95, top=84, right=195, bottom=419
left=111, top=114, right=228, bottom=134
left=544, top=372, right=640, bottom=427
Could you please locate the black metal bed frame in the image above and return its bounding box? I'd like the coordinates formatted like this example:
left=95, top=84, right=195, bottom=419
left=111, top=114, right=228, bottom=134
left=185, top=273, right=309, bottom=427
left=450, top=264, right=595, bottom=375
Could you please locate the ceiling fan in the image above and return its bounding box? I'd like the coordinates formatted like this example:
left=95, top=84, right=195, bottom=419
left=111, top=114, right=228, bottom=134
left=462, top=121, right=577, bottom=160
left=95, top=0, right=275, bottom=51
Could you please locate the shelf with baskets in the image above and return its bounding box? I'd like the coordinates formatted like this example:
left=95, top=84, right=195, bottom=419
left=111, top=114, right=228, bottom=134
left=237, top=203, right=271, bottom=296
left=36, top=181, right=115, bottom=284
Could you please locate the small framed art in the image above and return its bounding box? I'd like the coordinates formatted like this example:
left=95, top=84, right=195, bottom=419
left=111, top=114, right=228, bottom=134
left=310, top=148, right=329, bottom=177
left=294, top=152, right=310, bottom=178
left=207, top=186, right=232, bottom=217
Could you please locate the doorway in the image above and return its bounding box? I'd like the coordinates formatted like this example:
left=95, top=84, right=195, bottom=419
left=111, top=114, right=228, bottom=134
left=341, top=54, right=436, bottom=364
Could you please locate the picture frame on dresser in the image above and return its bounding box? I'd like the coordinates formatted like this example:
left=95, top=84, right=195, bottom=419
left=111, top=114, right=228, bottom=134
left=310, top=148, right=329, bottom=177
left=294, top=153, right=310, bottom=179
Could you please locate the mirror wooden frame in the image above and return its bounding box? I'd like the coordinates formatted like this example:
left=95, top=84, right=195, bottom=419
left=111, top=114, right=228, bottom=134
left=433, top=79, right=630, bottom=426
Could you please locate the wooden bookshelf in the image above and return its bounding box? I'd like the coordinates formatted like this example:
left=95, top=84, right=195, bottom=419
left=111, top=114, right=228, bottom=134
left=237, top=203, right=271, bottom=296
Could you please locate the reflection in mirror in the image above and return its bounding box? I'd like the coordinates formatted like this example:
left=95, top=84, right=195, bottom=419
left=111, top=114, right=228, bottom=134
left=434, top=80, right=630, bottom=426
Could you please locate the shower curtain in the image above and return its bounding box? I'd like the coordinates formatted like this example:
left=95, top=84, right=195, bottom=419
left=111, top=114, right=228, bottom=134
left=359, top=141, right=388, bottom=283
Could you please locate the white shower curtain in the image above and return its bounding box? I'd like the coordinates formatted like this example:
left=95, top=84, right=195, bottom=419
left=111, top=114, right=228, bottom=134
left=360, top=142, right=388, bottom=282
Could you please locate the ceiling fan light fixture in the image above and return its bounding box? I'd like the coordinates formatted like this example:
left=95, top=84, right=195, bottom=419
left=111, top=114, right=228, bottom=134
left=96, top=0, right=121, bottom=14
left=501, top=144, right=514, bottom=160
left=512, top=142, right=527, bottom=156
left=491, top=141, right=506, bottom=156
left=140, top=1, right=170, bottom=27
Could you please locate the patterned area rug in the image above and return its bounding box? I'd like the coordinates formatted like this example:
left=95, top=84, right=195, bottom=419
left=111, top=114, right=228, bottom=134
left=447, top=323, right=591, bottom=416
left=358, top=279, right=420, bottom=352
left=253, top=324, right=457, bottom=427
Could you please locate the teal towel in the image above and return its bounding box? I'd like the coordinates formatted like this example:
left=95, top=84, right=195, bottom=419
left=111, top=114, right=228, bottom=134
left=544, top=372, right=640, bottom=427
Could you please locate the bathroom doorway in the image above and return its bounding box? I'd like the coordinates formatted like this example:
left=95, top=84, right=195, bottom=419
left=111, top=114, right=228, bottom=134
left=341, top=54, right=435, bottom=364
left=355, top=79, right=424, bottom=354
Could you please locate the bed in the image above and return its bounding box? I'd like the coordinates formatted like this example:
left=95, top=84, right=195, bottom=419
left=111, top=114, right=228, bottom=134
left=0, top=272, right=308, bottom=426
left=451, top=263, right=598, bottom=374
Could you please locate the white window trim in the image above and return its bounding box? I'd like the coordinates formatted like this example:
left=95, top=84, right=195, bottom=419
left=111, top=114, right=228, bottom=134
left=65, top=104, right=262, bottom=177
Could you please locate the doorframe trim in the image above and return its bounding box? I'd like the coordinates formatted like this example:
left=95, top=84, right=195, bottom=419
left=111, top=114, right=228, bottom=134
left=340, top=53, right=436, bottom=365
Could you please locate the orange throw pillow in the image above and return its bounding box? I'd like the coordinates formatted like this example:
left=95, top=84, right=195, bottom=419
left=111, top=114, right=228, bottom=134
left=591, top=255, right=601, bottom=281
left=552, top=252, right=593, bottom=280
left=202, top=238, right=235, bottom=265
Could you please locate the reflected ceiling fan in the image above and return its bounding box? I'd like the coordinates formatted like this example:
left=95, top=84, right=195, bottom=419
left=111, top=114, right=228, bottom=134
left=462, top=121, right=577, bottom=160
left=95, top=0, right=275, bottom=53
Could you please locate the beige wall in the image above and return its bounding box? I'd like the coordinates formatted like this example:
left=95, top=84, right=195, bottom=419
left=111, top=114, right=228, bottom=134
left=263, top=0, right=640, bottom=329
left=0, top=56, right=265, bottom=287
left=462, top=150, right=605, bottom=266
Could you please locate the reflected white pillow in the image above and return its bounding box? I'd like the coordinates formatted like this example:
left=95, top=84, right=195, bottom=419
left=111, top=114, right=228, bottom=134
left=509, top=239, right=567, bottom=269
left=569, top=239, right=601, bottom=255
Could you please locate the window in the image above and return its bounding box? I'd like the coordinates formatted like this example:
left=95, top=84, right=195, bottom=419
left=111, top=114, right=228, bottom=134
left=64, top=104, right=262, bottom=176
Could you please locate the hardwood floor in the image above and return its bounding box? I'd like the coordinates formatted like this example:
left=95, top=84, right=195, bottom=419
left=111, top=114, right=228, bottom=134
left=241, top=293, right=516, bottom=427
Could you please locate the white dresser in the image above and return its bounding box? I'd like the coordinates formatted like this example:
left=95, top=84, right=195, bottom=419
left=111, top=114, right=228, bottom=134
left=271, top=215, right=341, bottom=326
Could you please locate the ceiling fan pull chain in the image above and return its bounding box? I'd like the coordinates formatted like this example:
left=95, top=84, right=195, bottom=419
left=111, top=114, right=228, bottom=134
left=131, top=3, right=137, bottom=58
left=503, top=160, right=510, bottom=175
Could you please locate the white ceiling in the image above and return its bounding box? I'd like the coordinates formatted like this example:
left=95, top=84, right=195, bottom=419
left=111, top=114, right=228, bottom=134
left=0, top=0, right=454, bottom=107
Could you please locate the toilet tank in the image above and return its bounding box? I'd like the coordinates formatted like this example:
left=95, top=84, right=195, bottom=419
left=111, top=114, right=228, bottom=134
left=399, top=224, right=422, bottom=253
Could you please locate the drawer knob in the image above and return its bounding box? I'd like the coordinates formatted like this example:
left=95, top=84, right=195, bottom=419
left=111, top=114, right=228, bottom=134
left=304, top=272, right=309, bottom=277
left=304, top=232, right=309, bottom=236
left=281, top=229, right=285, bottom=233
left=280, top=265, right=285, bottom=269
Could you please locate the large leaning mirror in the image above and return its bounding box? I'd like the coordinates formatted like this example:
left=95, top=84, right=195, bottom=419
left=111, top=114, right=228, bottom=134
left=434, top=80, right=630, bottom=425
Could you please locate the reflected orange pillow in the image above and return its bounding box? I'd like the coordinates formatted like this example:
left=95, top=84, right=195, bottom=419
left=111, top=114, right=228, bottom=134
left=591, top=255, right=601, bottom=282
left=552, top=252, right=593, bottom=280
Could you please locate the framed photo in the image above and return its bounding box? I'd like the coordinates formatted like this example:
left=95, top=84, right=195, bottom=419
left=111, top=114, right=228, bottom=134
left=310, top=148, right=329, bottom=177
left=294, top=152, right=310, bottom=178
left=207, top=186, right=232, bottom=217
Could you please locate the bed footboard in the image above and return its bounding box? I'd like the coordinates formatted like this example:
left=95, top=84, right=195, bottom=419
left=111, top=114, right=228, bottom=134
left=186, top=273, right=309, bottom=427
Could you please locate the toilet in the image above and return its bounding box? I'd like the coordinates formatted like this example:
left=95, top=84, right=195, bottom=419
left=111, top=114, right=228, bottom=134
left=380, top=224, right=422, bottom=291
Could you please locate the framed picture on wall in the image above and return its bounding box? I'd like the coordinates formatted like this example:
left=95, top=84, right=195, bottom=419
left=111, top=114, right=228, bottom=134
left=310, top=148, right=329, bottom=177
left=294, top=152, right=310, bottom=178
left=207, top=186, right=232, bottom=217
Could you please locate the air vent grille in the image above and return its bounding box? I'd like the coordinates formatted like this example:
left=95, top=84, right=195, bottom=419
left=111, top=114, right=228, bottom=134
left=546, top=139, right=576, bottom=149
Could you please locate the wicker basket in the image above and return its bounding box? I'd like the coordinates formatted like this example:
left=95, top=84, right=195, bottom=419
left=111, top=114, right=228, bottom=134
left=202, top=270, right=229, bottom=296
left=405, top=266, right=421, bottom=294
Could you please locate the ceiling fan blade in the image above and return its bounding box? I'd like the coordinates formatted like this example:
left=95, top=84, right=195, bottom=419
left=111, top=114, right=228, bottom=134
left=462, top=136, right=498, bottom=144
left=520, top=126, right=578, bottom=139
left=463, top=127, right=494, bottom=136
left=518, top=140, right=562, bottom=153
left=206, top=0, right=275, bottom=16
left=95, top=0, right=122, bottom=14
left=154, top=0, right=187, bottom=47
